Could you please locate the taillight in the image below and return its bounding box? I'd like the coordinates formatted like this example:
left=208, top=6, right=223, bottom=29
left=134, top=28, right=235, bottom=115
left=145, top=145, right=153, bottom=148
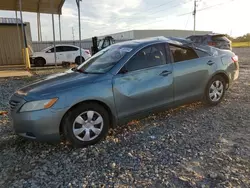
left=208, top=42, right=216, bottom=46
left=232, top=55, right=238, bottom=63
left=85, top=50, right=90, bottom=54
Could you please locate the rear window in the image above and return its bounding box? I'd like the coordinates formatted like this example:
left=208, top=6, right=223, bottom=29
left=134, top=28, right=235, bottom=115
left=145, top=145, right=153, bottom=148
left=212, top=35, right=230, bottom=42
left=187, top=36, right=203, bottom=43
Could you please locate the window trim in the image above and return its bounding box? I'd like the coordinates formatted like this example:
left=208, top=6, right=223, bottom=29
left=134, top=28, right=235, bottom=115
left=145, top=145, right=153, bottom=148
left=63, top=45, right=79, bottom=52
left=116, top=42, right=168, bottom=74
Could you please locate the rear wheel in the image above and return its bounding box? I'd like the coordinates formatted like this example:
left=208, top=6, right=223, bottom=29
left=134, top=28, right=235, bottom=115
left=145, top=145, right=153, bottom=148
left=63, top=103, right=110, bottom=147
left=75, top=56, right=85, bottom=65
left=34, top=57, right=46, bottom=67
left=204, top=75, right=226, bottom=105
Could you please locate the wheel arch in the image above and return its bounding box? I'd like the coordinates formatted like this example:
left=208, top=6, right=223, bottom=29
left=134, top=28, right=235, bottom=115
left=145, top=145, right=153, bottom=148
left=35, top=57, right=46, bottom=64
left=75, top=56, right=85, bottom=64
left=59, top=99, right=116, bottom=135
left=210, top=71, right=230, bottom=89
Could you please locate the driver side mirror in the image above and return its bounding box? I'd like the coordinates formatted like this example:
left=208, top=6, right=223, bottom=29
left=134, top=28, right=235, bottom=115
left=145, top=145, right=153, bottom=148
left=46, top=50, right=52, bottom=53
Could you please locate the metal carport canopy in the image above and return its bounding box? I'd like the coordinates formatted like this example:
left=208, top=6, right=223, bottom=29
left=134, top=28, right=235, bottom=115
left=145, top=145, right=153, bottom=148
left=0, top=0, right=65, bottom=14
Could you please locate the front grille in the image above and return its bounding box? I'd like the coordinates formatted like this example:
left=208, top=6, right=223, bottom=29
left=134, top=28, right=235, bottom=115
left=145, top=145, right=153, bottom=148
left=9, top=100, right=20, bottom=111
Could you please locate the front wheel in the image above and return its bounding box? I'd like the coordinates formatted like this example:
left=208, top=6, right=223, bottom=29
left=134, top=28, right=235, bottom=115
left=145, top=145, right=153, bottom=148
left=75, top=56, right=85, bottom=65
left=34, top=57, right=46, bottom=67
left=63, top=103, right=110, bottom=147
left=204, top=75, right=226, bottom=105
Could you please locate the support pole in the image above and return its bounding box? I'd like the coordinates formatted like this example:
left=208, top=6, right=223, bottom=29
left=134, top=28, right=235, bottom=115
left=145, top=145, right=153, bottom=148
left=76, top=0, right=82, bottom=64
left=19, top=0, right=30, bottom=69
left=37, top=13, right=41, bottom=41
left=52, top=14, right=57, bottom=67
left=39, top=15, right=42, bottom=41
left=15, top=11, right=22, bottom=57
left=59, top=15, right=62, bottom=41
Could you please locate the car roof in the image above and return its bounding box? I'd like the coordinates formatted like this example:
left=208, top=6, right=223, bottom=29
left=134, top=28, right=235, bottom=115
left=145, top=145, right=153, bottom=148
left=54, top=44, right=79, bottom=48
left=114, top=36, right=190, bottom=48
left=41, top=44, right=81, bottom=52
left=188, top=33, right=226, bottom=37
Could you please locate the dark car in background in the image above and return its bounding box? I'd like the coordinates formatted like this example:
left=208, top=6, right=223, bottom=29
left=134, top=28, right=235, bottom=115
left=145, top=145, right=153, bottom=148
left=187, top=34, right=232, bottom=50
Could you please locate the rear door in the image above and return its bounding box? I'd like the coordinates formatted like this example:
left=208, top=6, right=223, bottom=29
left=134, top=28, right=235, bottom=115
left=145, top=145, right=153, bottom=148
left=112, top=43, right=174, bottom=119
left=168, top=44, right=213, bottom=104
left=63, top=46, right=79, bottom=62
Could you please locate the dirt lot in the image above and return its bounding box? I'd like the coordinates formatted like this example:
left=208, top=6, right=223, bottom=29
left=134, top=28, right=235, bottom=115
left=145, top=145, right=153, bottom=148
left=0, top=48, right=249, bottom=187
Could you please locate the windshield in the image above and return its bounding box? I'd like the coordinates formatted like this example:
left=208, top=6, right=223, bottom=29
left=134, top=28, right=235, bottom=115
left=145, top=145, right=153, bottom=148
left=41, top=46, right=52, bottom=52
left=77, top=45, right=133, bottom=74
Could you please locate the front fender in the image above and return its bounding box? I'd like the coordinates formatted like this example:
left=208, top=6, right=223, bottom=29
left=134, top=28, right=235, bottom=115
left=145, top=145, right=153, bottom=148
left=55, top=79, right=117, bottom=120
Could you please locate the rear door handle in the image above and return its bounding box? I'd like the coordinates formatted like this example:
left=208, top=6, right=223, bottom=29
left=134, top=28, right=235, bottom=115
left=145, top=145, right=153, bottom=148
left=207, top=60, right=215, bottom=66
left=159, top=70, right=172, bottom=76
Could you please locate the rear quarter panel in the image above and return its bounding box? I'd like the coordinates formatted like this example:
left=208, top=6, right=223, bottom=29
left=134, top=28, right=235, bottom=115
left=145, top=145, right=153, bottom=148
left=208, top=52, right=239, bottom=86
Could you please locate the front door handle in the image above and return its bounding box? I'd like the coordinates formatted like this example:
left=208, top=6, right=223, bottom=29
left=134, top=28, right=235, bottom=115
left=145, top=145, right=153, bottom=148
left=207, top=60, right=215, bottom=66
left=159, top=70, right=172, bottom=76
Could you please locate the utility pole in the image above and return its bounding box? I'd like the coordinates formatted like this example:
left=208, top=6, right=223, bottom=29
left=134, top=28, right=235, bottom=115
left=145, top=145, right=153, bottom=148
left=193, top=0, right=197, bottom=35
left=72, top=27, right=75, bottom=42
left=76, top=0, right=82, bottom=65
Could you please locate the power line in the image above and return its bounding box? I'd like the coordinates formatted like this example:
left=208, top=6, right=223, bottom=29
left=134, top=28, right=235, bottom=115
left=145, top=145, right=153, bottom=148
left=90, top=0, right=178, bottom=22
left=99, top=0, right=193, bottom=35
left=97, top=0, right=189, bottom=31
left=178, top=0, right=234, bottom=16
left=98, top=0, right=234, bottom=36
left=185, top=14, right=191, bottom=29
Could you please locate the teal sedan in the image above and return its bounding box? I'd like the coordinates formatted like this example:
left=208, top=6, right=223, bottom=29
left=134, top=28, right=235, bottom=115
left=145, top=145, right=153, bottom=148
left=10, top=37, right=239, bottom=147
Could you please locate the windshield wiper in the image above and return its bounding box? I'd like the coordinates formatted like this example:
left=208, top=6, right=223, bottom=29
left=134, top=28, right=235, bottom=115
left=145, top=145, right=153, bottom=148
left=73, top=68, right=103, bottom=74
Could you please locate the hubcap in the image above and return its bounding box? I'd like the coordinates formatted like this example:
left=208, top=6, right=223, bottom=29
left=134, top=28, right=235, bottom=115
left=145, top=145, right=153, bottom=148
left=73, top=110, right=104, bottom=141
left=209, top=80, right=224, bottom=102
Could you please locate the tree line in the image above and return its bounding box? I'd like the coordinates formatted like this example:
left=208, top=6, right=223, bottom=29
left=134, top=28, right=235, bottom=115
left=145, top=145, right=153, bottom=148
left=226, top=33, right=250, bottom=42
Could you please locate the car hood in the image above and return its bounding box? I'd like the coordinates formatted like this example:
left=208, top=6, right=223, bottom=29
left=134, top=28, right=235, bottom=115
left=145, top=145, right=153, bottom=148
left=31, top=51, right=45, bottom=57
left=16, top=71, right=99, bottom=100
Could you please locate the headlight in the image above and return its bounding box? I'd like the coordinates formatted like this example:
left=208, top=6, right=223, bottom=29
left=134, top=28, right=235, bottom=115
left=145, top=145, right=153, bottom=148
left=20, top=98, right=58, bottom=112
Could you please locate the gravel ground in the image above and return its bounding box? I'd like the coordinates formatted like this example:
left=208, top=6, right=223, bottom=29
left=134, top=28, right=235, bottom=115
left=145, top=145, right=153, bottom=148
left=0, top=48, right=250, bottom=187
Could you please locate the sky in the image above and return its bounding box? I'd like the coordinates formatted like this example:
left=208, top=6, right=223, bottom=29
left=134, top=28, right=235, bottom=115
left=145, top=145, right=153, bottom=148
left=0, top=0, right=249, bottom=41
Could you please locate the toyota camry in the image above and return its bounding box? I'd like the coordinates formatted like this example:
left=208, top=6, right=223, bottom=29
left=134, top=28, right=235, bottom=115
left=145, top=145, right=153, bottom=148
left=10, top=37, right=239, bottom=147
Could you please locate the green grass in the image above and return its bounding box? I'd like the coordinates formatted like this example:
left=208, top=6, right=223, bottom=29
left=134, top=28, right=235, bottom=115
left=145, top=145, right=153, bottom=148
left=232, top=42, right=250, bottom=48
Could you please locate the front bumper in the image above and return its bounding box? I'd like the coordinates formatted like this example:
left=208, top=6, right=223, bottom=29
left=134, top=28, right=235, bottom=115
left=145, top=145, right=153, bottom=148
left=10, top=95, right=66, bottom=142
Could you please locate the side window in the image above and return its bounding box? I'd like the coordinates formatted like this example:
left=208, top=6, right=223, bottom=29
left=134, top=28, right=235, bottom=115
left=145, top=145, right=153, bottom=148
left=169, top=45, right=198, bottom=63
left=50, top=46, right=64, bottom=53
left=123, top=44, right=167, bottom=72
left=195, top=49, right=209, bottom=58
left=63, top=46, right=78, bottom=51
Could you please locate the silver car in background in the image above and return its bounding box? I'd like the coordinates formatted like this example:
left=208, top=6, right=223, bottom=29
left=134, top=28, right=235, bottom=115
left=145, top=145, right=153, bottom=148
left=10, top=37, right=239, bottom=147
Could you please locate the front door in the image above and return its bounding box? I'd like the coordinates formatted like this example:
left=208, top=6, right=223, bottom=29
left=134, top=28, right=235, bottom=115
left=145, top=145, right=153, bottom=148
left=45, top=46, right=64, bottom=64
left=112, top=43, right=174, bottom=119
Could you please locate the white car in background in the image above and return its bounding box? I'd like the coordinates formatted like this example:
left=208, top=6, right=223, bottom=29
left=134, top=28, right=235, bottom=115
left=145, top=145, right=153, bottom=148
left=30, top=44, right=91, bottom=66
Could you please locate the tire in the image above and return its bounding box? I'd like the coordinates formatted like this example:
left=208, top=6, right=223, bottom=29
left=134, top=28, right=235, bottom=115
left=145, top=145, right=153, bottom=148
left=204, top=75, right=226, bottom=105
left=34, top=57, right=46, bottom=67
left=75, top=56, right=85, bottom=65
left=63, top=103, right=110, bottom=147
